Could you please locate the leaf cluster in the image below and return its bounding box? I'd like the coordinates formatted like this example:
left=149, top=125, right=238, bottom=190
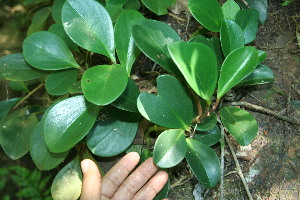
left=0, top=0, right=272, bottom=199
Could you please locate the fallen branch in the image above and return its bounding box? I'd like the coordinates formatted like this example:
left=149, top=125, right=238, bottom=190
left=225, top=134, right=254, bottom=200
left=224, top=101, right=300, bottom=126
left=218, top=117, right=225, bottom=200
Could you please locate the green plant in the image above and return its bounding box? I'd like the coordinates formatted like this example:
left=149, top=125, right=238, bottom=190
left=0, top=166, right=52, bottom=200
left=0, top=0, right=274, bottom=199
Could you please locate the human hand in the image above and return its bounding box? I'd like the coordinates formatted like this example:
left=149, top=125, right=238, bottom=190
left=80, top=152, right=169, bottom=200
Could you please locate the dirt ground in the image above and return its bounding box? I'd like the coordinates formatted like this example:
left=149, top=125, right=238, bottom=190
left=0, top=0, right=299, bottom=199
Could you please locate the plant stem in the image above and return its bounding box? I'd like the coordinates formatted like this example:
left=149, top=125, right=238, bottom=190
left=218, top=117, right=225, bottom=200
left=12, top=83, right=44, bottom=110
left=192, top=92, right=202, bottom=121
left=213, top=98, right=221, bottom=111
left=225, top=134, right=254, bottom=200
left=224, top=101, right=300, bottom=126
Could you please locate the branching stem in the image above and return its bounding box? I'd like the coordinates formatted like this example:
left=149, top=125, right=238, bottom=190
left=13, top=83, right=44, bottom=110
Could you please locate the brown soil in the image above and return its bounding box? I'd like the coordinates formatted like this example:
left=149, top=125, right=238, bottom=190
left=0, top=0, right=299, bottom=200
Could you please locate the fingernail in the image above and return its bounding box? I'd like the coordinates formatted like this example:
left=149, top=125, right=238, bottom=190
left=81, top=160, right=90, bottom=173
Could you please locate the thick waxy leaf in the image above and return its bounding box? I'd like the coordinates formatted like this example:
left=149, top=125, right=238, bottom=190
left=52, top=0, right=66, bottom=24
left=27, top=7, right=51, bottom=36
left=49, top=24, right=78, bottom=51
left=30, top=120, right=69, bottom=170
left=217, top=46, right=258, bottom=99
left=132, top=19, right=181, bottom=75
left=153, top=129, right=187, bottom=168
left=105, top=0, right=126, bottom=22
left=124, top=0, right=141, bottom=10
left=0, top=113, right=38, bottom=160
left=196, top=113, right=217, bottom=132
left=189, top=35, right=223, bottom=69
left=23, top=31, right=79, bottom=70
left=44, top=96, right=99, bottom=153
left=220, top=19, right=245, bottom=57
left=237, top=64, right=274, bottom=86
left=45, top=69, right=78, bottom=95
left=51, top=157, right=82, bottom=200
left=141, top=0, right=176, bottom=15
left=168, top=42, right=218, bottom=102
left=87, top=107, right=139, bottom=157
left=112, top=78, right=140, bottom=112
left=258, top=50, right=266, bottom=63
left=81, top=65, right=128, bottom=105
left=235, top=0, right=268, bottom=24
left=222, top=0, right=240, bottom=20
left=194, top=126, right=221, bottom=146
left=0, top=98, right=21, bottom=121
left=0, top=53, right=46, bottom=81
left=68, top=81, right=82, bottom=94
left=235, top=9, right=259, bottom=44
left=8, top=81, right=29, bottom=92
left=220, top=106, right=258, bottom=146
left=186, top=139, right=221, bottom=188
left=114, top=10, right=145, bottom=75
left=137, top=75, right=193, bottom=129
left=188, top=0, right=224, bottom=32
left=62, top=0, right=115, bottom=62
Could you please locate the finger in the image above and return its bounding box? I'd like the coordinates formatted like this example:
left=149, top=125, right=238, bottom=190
left=101, top=152, right=140, bottom=199
left=133, top=170, right=168, bottom=200
left=111, top=157, right=159, bottom=200
left=80, top=159, right=101, bottom=200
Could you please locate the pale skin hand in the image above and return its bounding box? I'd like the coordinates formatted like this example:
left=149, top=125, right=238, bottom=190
left=80, top=152, right=169, bottom=200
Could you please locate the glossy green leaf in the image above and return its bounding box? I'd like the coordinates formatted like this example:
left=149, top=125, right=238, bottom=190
left=30, top=120, right=69, bottom=170
left=217, top=46, right=258, bottom=99
left=112, top=78, right=140, bottom=112
left=68, top=81, right=82, bottom=94
left=186, top=139, right=221, bottom=188
left=258, top=50, right=266, bottom=64
left=235, top=0, right=268, bottom=24
left=45, top=69, right=78, bottom=95
left=62, top=0, right=116, bottom=62
left=27, top=7, right=51, bottom=36
left=220, top=106, right=258, bottom=146
left=0, top=113, right=38, bottom=160
left=124, top=0, right=141, bottom=10
left=235, top=9, right=259, bottom=44
left=8, top=81, right=29, bottom=92
left=0, top=98, right=21, bottom=121
left=23, top=31, right=79, bottom=70
left=137, top=75, right=193, bottom=129
left=51, top=157, right=82, bottom=200
left=52, top=0, right=66, bottom=24
left=115, top=10, right=145, bottom=75
left=132, top=19, right=181, bottom=76
left=189, top=35, right=224, bottom=69
left=196, top=113, right=217, bottom=132
left=0, top=53, right=46, bottom=81
left=188, top=0, right=224, bottom=32
left=141, top=0, right=176, bottom=15
left=81, top=65, right=128, bottom=105
left=44, top=95, right=99, bottom=153
left=194, top=126, right=221, bottom=146
left=87, top=107, right=139, bottom=157
left=153, top=129, right=187, bottom=168
left=49, top=24, right=78, bottom=51
left=168, top=42, right=218, bottom=102
left=23, top=0, right=50, bottom=6
left=154, top=178, right=170, bottom=200
left=105, top=0, right=126, bottom=22
left=220, top=19, right=245, bottom=57
left=222, top=0, right=240, bottom=20
left=237, top=64, right=274, bottom=86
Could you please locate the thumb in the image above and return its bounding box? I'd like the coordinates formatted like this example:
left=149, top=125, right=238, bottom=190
left=80, top=159, right=101, bottom=200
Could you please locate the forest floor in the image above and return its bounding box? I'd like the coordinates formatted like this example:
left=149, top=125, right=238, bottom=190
left=0, top=0, right=299, bottom=199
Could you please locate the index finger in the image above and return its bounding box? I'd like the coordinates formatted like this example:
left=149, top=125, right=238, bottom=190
left=101, top=152, right=140, bottom=199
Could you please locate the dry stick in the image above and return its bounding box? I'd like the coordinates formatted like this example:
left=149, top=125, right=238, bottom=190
left=12, top=83, right=44, bottom=110
left=224, top=101, right=300, bottom=126
left=225, top=134, right=254, bottom=200
left=218, top=118, right=225, bottom=200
